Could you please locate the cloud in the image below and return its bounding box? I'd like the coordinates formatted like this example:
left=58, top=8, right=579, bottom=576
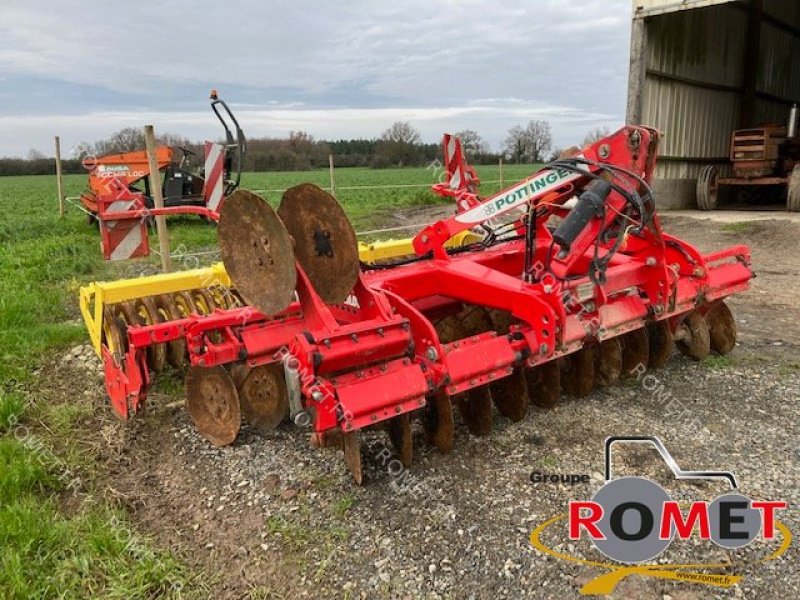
left=0, top=0, right=632, bottom=156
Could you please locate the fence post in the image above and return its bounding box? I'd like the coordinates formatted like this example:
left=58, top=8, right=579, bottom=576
left=328, top=154, right=336, bottom=197
left=499, top=158, right=504, bottom=188
left=55, top=136, right=65, bottom=218
left=144, top=125, right=173, bottom=273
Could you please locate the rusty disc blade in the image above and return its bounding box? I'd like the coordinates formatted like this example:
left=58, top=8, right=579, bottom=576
left=647, top=320, right=674, bottom=368
left=154, top=294, right=186, bottom=368
left=561, top=346, right=597, bottom=398
left=185, top=365, right=241, bottom=446
left=621, top=327, right=649, bottom=377
left=219, top=189, right=297, bottom=315
left=595, top=338, right=622, bottom=387
left=676, top=310, right=711, bottom=361
left=237, top=364, right=289, bottom=431
left=457, top=388, right=493, bottom=436
left=490, top=369, right=529, bottom=422
left=452, top=309, right=494, bottom=435
left=278, top=184, right=358, bottom=305
left=386, top=413, right=413, bottom=467
left=488, top=308, right=514, bottom=334
left=459, top=305, right=494, bottom=334
left=423, top=391, right=455, bottom=453
left=705, top=301, right=736, bottom=355
left=342, top=430, right=363, bottom=485
left=526, top=360, right=561, bottom=408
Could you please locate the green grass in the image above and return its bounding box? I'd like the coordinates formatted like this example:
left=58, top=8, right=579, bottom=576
left=702, top=354, right=734, bottom=369
left=0, top=164, right=540, bottom=597
left=721, top=221, right=752, bottom=234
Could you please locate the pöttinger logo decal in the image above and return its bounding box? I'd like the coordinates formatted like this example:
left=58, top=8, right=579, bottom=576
left=530, top=436, right=791, bottom=595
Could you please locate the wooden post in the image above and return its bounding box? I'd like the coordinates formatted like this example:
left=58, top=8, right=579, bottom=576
left=54, top=136, right=65, bottom=218
left=499, top=158, right=504, bottom=188
left=626, top=16, right=647, bottom=125
left=328, top=154, right=336, bottom=197
left=144, top=125, right=172, bottom=273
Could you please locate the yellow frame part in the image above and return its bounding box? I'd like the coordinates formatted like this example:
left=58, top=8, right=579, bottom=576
left=80, top=231, right=482, bottom=356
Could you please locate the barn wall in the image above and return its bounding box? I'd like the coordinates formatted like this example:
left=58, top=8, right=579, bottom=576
left=628, top=0, right=800, bottom=209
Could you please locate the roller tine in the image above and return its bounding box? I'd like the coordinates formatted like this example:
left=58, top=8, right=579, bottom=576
left=342, top=430, right=363, bottom=485
left=386, top=413, right=413, bottom=467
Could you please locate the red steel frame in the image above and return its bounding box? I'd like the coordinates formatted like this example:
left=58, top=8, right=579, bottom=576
left=99, top=126, right=752, bottom=435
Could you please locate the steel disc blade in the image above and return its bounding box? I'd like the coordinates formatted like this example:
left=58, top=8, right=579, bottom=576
left=386, top=413, right=413, bottom=467
left=676, top=310, right=711, bottom=361
left=278, top=184, right=358, bottom=305
left=423, top=391, right=455, bottom=453
left=596, top=338, right=622, bottom=387
left=238, top=364, right=289, bottom=431
left=185, top=365, right=241, bottom=446
left=491, top=369, right=529, bottom=422
left=561, top=346, right=597, bottom=398
left=621, top=328, right=649, bottom=376
left=647, top=320, right=674, bottom=368
left=705, top=301, right=736, bottom=355
left=219, top=189, right=297, bottom=315
left=342, top=430, right=363, bottom=485
left=526, top=360, right=561, bottom=408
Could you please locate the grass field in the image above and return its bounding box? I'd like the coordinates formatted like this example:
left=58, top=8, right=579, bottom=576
left=0, top=163, right=540, bottom=598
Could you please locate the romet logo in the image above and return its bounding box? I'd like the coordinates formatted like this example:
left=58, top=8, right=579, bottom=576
left=530, top=436, right=791, bottom=595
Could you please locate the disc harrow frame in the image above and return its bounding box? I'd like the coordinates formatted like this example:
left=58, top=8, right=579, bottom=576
left=81, top=126, right=753, bottom=483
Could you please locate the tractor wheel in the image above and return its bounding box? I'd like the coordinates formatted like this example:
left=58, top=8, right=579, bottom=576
left=696, top=165, right=718, bottom=211
left=787, top=165, right=800, bottom=212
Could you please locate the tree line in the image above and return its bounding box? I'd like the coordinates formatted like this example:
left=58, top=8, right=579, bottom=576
left=1, top=122, right=612, bottom=176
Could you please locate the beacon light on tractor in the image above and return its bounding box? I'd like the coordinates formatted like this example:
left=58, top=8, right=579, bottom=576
left=80, top=90, right=246, bottom=260
left=80, top=126, right=751, bottom=484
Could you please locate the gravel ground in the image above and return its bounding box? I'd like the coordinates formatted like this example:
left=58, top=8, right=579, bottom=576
left=45, top=213, right=799, bottom=599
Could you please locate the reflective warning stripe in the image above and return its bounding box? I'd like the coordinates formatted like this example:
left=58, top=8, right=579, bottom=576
left=204, top=142, right=225, bottom=212
left=109, top=225, right=143, bottom=260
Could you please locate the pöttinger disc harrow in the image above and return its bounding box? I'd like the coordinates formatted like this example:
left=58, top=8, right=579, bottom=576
left=83, top=125, right=753, bottom=484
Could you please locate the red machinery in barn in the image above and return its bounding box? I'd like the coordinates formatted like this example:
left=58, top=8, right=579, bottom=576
left=91, top=125, right=750, bottom=483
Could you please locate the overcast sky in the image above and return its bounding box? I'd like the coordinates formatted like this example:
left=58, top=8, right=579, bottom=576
left=0, top=0, right=632, bottom=158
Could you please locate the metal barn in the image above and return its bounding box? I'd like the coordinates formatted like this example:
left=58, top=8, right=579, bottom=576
left=627, top=0, right=800, bottom=208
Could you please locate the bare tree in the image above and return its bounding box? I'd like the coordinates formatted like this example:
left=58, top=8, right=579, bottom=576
left=524, top=120, right=552, bottom=162
left=376, top=122, right=422, bottom=167
left=27, top=149, right=46, bottom=161
left=503, top=125, right=527, bottom=164
left=382, top=121, right=421, bottom=145
left=503, top=120, right=552, bottom=163
left=454, top=129, right=488, bottom=159
left=583, top=126, right=611, bottom=147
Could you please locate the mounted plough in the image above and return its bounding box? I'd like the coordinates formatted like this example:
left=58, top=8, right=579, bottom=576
left=81, top=126, right=751, bottom=483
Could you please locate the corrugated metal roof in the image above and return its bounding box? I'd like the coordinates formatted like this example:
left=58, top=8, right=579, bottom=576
left=634, top=0, right=738, bottom=18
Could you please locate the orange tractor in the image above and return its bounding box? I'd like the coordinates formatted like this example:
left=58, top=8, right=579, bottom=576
left=80, top=91, right=246, bottom=259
